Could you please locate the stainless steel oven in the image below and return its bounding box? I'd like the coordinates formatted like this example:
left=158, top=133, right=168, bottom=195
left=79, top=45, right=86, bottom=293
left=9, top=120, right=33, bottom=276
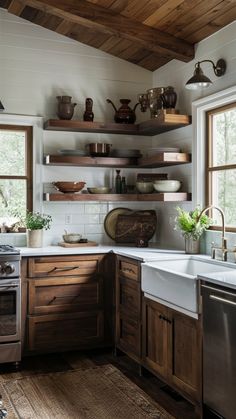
left=0, top=246, right=21, bottom=364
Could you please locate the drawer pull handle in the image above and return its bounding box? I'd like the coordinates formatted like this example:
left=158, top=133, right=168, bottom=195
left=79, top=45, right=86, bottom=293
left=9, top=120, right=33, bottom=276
left=159, top=314, right=171, bottom=324
left=48, top=266, right=79, bottom=274
left=49, top=294, right=79, bottom=304
left=123, top=267, right=136, bottom=275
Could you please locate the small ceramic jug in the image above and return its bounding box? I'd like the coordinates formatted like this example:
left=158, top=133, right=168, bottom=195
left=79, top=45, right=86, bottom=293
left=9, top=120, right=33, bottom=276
left=56, top=96, right=77, bottom=120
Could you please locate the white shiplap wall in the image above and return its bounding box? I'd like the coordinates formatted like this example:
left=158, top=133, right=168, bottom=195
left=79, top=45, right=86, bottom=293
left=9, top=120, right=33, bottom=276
left=0, top=8, right=156, bottom=246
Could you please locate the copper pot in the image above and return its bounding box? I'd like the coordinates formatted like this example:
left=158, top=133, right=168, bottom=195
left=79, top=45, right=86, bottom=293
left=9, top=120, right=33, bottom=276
left=88, top=143, right=112, bottom=157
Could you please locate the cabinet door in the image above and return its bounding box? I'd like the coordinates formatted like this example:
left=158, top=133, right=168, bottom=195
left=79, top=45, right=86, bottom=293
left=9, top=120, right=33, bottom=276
left=167, top=309, right=201, bottom=403
left=28, top=311, right=104, bottom=352
left=142, top=297, right=168, bottom=378
left=117, top=314, right=141, bottom=359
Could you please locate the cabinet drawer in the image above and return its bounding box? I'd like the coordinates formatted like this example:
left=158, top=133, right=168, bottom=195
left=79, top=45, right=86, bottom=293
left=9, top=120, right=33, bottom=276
left=28, top=255, right=100, bottom=278
left=27, top=311, right=104, bottom=352
left=118, top=259, right=140, bottom=282
left=119, top=278, right=140, bottom=317
left=117, top=314, right=141, bottom=359
left=28, top=277, right=102, bottom=315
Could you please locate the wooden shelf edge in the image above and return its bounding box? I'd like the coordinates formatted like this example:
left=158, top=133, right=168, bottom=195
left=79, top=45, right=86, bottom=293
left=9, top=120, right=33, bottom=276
left=44, top=114, right=191, bottom=136
left=44, top=152, right=191, bottom=168
left=44, top=155, right=138, bottom=167
left=44, top=192, right=191, bottom=202
left=44, top=119, right=139, bottom=135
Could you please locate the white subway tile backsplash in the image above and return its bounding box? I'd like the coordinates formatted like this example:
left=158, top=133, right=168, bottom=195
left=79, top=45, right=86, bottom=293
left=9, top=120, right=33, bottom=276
left=85, top=224, right=104, bottom=235
left=84, top=203, right=108, bottom=214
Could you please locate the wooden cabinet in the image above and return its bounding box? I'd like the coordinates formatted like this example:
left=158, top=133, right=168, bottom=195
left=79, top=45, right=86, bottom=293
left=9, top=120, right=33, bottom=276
left=142, top=297, right=201, bottom=405
left=23, top=253, right=114, bottom=354
left=115, top=256, right=142, bottom=363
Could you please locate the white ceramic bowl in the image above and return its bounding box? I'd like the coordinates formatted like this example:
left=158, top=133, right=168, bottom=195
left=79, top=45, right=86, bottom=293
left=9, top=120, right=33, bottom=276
left=62, top=233, right=82, bottom=243
left=87, top=187, right=111, bottom=194
left=136, top=182, right=154, bottom=194
left=153, top=180, right=181, bottom=192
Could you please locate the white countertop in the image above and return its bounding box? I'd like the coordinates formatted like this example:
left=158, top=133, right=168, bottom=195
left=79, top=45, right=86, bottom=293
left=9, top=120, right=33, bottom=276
left=198, top=270, right=236, bottom=289
left=17, top=245, right=185, bottom=261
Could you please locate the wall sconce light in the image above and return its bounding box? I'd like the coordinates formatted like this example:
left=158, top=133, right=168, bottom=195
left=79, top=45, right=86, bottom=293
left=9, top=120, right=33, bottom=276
left=185, top=59, right=226, bottom=90
left=0, top=101, right=4, bottom=111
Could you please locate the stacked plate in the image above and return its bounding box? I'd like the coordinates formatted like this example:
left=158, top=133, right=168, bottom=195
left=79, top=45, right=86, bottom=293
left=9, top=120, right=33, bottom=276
left=111, top=149, right=142, bottom=158
left=145, top=147, right=180, bottom=157
left=58, top=149, right=87, bottom=156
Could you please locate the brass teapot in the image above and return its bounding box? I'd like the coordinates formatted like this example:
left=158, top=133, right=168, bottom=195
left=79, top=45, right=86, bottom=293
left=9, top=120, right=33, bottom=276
left=106, top=98, right=139, bottom=124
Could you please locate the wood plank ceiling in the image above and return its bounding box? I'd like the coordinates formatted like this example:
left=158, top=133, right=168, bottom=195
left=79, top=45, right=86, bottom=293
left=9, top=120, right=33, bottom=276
left=0, top=0, right=236, bottom=71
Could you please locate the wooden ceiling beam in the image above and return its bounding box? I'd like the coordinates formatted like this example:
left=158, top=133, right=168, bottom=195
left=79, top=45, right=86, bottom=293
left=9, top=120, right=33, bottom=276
left=13, top=0, right=194, bottom=62
left=8, top=0, right=25, bottom=14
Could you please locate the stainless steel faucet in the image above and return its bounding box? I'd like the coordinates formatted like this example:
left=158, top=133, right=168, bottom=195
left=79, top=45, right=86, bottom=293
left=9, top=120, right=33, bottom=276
left=199, top=205, right=228, bottom=261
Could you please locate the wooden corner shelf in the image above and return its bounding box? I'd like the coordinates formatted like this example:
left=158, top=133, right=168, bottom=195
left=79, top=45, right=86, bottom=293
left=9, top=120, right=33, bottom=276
left=44, top=152, right=191, bottom=168
left=44, top=113, right=191, bottom=136
left=44, top=192, right=191, bottom=202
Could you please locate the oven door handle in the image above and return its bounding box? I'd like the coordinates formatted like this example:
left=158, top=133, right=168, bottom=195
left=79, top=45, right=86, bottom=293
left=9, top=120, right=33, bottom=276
left=0, top=284, right=18, bottom=289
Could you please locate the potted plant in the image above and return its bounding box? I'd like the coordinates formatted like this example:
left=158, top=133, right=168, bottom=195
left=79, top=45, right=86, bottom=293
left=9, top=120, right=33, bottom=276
left=23, top=211, right=52, bottom=248
left=175, top=206, right=212, bottom=254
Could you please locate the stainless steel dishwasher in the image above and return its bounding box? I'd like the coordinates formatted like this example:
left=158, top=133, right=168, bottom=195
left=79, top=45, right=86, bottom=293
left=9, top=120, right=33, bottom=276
left=201, top=281, right=236, bottom=419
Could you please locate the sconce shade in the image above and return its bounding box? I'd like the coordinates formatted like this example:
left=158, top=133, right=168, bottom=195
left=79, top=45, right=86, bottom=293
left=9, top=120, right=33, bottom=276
left=0, top=101, right=4, bottom=111
left=185, top=63, right=212, bottom=90
left=185, top=59, right=226, bottom=90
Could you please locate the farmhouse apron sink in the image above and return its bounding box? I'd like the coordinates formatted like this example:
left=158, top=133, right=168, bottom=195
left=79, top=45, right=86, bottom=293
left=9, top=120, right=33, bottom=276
left=141, top=257, right=235, bottom=315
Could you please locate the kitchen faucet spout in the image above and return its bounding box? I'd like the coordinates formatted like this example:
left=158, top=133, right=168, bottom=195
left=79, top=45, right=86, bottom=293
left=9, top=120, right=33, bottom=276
left=199, top=205, right=227, bottom=260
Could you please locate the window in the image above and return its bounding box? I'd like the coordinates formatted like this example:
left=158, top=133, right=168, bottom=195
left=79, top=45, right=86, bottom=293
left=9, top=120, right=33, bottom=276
left=206, top=103, right=236, bottom=231
left=0, top=125, right=33, bottom=229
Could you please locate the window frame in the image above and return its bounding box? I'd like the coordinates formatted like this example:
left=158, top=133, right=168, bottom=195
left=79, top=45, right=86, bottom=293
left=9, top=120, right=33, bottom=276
left=0, top=124, right=33, bottom=214
left=206, top=102, right=236, bottom=232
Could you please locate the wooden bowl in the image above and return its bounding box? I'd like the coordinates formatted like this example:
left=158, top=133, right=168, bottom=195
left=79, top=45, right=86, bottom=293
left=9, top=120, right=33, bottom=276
left=53, top=181, right=86, bottom=193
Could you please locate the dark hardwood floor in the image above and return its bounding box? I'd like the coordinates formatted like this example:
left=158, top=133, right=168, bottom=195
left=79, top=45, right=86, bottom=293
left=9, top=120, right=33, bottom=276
left=0, top=349, right=199, bottom=419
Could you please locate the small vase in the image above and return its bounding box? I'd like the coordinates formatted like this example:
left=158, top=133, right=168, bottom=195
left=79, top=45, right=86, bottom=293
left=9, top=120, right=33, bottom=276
left=27, top=229, right=43, bottom=248
left=83, top=98, right=94, bottom=121
left=185, top=237, right=200, bottom=254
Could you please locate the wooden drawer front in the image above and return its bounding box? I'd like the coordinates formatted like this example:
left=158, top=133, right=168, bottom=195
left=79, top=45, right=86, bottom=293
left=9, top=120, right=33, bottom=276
left=28, top=277, right=102, bottom=315
left=28, top=256, right=100, bottom=278
left=28, top=311, right=104, bottom=351
left=117, top=315, right=141, bottom=358
left=118, top=259, right=139, bottom=281
left=119, top=278, right=140, bottom=317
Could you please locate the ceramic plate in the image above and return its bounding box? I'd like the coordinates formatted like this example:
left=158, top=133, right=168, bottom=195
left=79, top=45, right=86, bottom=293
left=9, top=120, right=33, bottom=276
left=58, top=149, right=87, bottom=156
left=104, top=207, right=132, bottom=240
left=145, top=147, right=180, bottom=156
left=111, top=149, right=142, bottom=158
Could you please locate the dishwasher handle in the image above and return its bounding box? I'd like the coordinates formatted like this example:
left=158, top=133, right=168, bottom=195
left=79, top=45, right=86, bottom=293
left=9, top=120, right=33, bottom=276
left=210, top=294, right=236, bottom=307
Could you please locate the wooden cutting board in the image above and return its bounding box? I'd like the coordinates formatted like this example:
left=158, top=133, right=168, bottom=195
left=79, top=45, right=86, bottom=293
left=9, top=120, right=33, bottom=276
left=58, top=241, right=98, bottom=247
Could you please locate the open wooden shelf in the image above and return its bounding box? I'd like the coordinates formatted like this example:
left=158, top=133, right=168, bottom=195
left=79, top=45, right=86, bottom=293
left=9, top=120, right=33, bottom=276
left=44, top=152, right=191, bottom=168
left=44, top=113, right=191, bottom=136
left=44, top=192, right=191, bottom=202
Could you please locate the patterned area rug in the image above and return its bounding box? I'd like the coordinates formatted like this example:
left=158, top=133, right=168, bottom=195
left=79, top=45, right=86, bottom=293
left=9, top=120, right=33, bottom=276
left=1, top=364, right=175, bottom=419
